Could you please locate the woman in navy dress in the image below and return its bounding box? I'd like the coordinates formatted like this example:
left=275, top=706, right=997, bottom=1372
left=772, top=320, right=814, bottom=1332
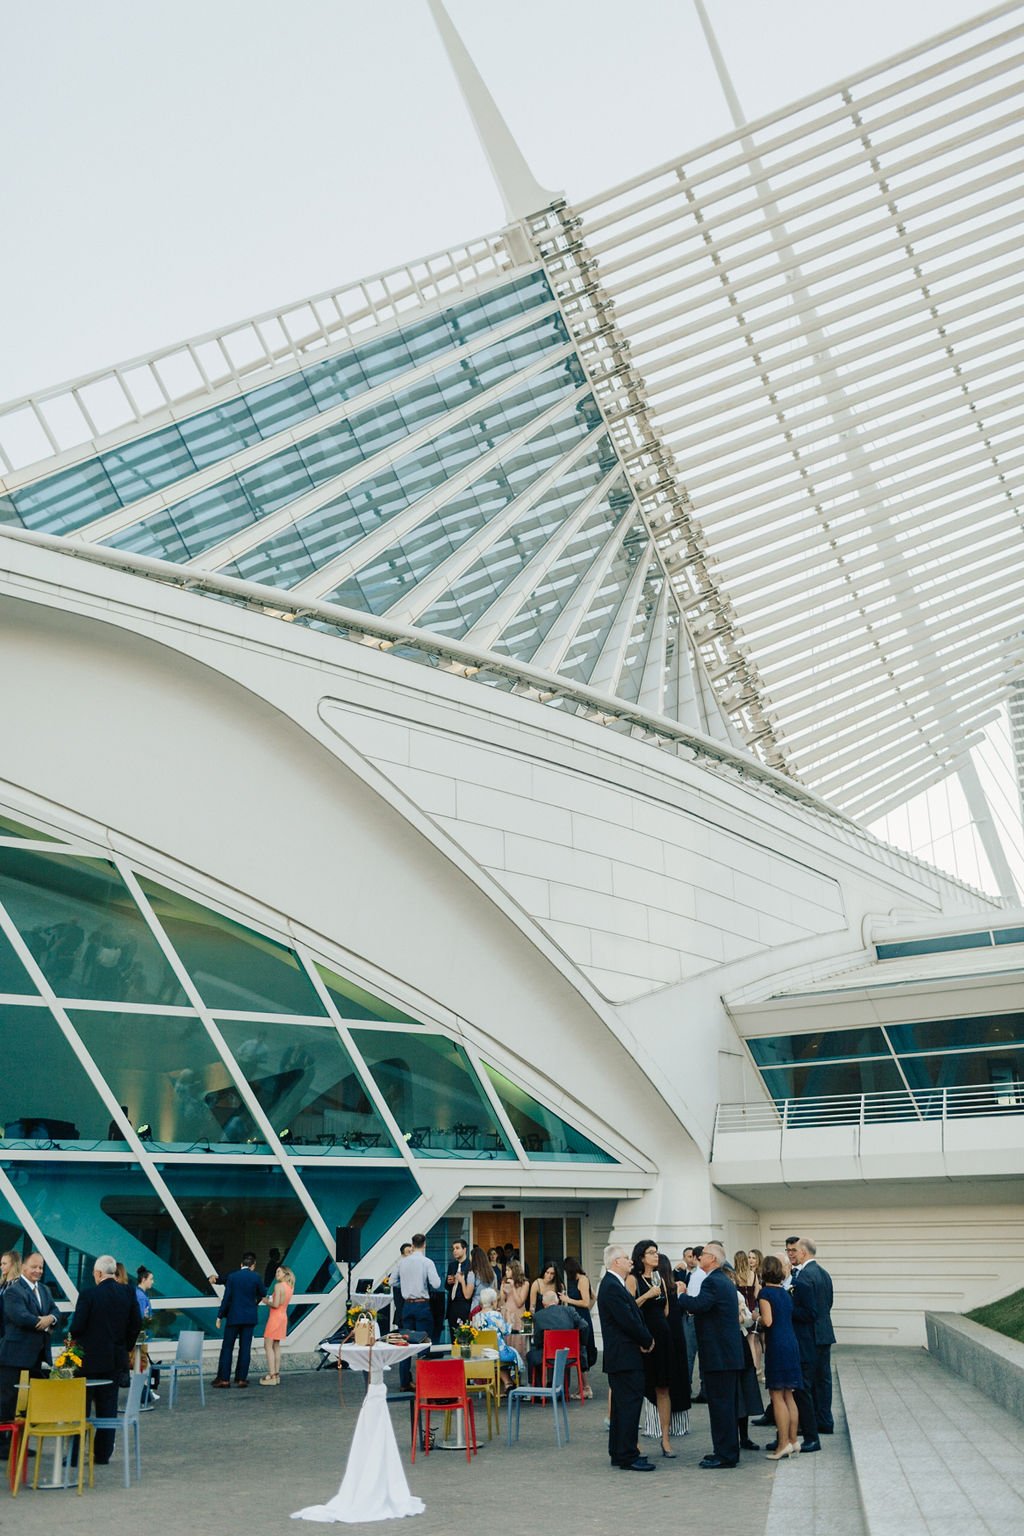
left=757, top=1254, right=803, bottom=1459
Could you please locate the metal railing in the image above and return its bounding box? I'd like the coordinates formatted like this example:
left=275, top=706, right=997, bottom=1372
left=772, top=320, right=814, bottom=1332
left=714, top=1079, right=1024, bottom=1139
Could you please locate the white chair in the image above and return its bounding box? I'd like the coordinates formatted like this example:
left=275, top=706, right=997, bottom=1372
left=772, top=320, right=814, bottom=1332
left=89, top=1367, right=146, bottom=1487
left=164, top=1330, right=206, bottom=1409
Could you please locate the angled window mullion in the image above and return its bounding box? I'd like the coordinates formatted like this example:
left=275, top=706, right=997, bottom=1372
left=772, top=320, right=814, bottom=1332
left=116, top=863, right=338, bottom=1257
left=587, top=544, right=654, bottom=698
left=293, top=376, right=589, bottom=603
left=530, top=503, right=637, bottom=675
left=381, top=421, right=605, bottom=628
left=464, top=460, right=626, bottom=652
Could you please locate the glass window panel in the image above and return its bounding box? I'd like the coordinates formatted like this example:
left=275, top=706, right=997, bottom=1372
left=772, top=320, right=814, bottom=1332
left=160, top=1163, right=332, bottom=1293
left=0, top=1002, right=129, bottom=1149
left=0, top=927, right=35, bottom=994
left=352, top=1030, right=515, bottom=1159
left=899, top=1047, right=1024, bottom=1091
left=993, top=927, right=1024, bottom=946
left=178, top=397, right=261, bottom=468
left=482, top=1064, right=614, bottom=1162
left=523, top=1216, right=564, bottom=1280
left=298, top=421, right=361, bottom=486
left=0, top=848, right=187, bottom=1005
left=888, top=1013, right=1024, bottom=1054
left=237, top=448, right=313, bottom=517
left=0, top=1180, right=52, bottom=1288
left=293, top=1166, right=420, bottom=1291
left=68, top=1008, right=265, bottom=1150
left=315, top=963, right=418, bottom=1023
left=9, top=1159, right=211, bottom=1296
left=747, top=1028, right=890, bottom=1067
left=760, top=1058, right=906, bottom=1101
left=217, top=1018, right=398, bottom=1155
left=244, top=374, right=318, bottom=437
left=0, top=814, right=61, bottom=841
left=11, top=458, right=121, bottom=535
left=165, top=479, right=259, bottom=556
left=876, top=932, right=992, bottom=959
left=105, top=505, right=192, bottom=562
left=137, top=878, right=325, bottom=1015
left=304, top=353, right=368, bottom=412
left=104, top=430, right=196, bottom=503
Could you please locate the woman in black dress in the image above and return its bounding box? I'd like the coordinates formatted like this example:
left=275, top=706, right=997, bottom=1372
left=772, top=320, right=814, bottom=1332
left=563, top=1255, right=596, bottom=1398
left=656, top=1253, right=691, bottom=1439
left=626, top=1239, right=674, bottom=1457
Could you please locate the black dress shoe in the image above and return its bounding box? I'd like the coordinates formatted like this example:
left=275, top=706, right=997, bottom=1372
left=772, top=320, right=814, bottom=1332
left=801, top=1439, right=822, bottom=1453
left=752, top=1413, right=774, bottom=1426
left=691, top=1394, right=708, bottom=1403
left=739, top=1438, right=760, bottom=1450
left=699, top=1456, right=737, bottom=1469
left=618, top=1458, right=655, bottom=1471
left=819, top=1426, right=834, bottom=1435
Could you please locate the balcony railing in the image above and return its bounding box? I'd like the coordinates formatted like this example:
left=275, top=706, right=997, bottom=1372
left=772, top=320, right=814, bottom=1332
left=714, top=1080, right=1024, bottom=1140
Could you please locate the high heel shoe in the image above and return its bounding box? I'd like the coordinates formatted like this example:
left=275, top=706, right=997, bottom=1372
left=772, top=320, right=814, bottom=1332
left=661, top=1446, right=678, bottom=1458
left=765, top=1443, right=795, bottom=1460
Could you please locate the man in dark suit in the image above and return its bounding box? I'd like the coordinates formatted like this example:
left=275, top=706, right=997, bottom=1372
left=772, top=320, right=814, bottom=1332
left=68, top=1254, right=142, bottom=1464
left=445, top=1239, right=474, bottom=1340
left=0, top=1251, right=59, bottom=1458
left=678, top=1241, right=745, bottom=1469
left=788, top=1261, right=822, bottom=1452
left=213, top=1251, right=265, bottom=1387
left=597, top=1243, right=655, bottom=1472
left=794, top=1238, right=836, bottom=1435
left=526, top=1289, right=582, bottom=1376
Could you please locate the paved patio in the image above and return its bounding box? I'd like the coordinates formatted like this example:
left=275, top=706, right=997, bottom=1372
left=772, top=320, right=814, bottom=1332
left=3, top=1361, right=831, bottom=1536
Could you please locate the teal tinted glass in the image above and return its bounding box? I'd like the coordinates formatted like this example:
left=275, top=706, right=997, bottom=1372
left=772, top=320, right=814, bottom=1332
left=11, top=1160, right=211, bottom=1297
left=68, top=1008, right=264, bottom=1151
left=315, top=963, right=418, bottom=1023
left=993, top=926, right=1024, bottom=946
left=6, top=272, right=555, bottom=539
left=748, top=1028, right=890, bottom=1067
left=160, top=1164, right=331, bottom=1292
left=0, top=813, right=61, bottom=840
left=217, top=1018, right=398, bottom=1155
left=0, top=848, right=187, bottom=1005
left=138, top=877, right=325, bottom=1015
left=0, top=1182, right=45, bottom=1286
left=887, top=1013, right=1024, bottom=1054
left=482, top=1064, right=614, bottom=1162
left=0, top=926, right=35, bottom=994
left=760, top=1058, right=905, bottom=1102
left=293, top=1166, right=420, bottom=1291
left=899, top=1047, right=1024, bottom=1091
left=352, top=1030, right=515, bottom=1159
left=876, top=932, right=992, bottom=959
left=0, top=1002, right=130, bottom=1148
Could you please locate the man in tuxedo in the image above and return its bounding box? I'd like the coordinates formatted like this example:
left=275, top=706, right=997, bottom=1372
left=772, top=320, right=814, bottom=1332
left=0, top=1251, right=58, bottom=1458
left=678, top=1241, right=745, bottom=1469
left=597, top=1244, right=655, bottom=1472
left=213, top=1251, right=265, bottom=1387
left=68, top=1254, right=141, bottom=1464
left=526, top=1289, right=582, bottom=1377
left=794, top=1237, right=836, bottom=1435
left=446, top=1239, right=474, bottom=1339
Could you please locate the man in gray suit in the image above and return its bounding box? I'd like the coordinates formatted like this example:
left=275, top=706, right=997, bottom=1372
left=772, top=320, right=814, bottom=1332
left=0, top=1252, right=58, bottom=1458
left=794, top=1237, right=836, bottom=1434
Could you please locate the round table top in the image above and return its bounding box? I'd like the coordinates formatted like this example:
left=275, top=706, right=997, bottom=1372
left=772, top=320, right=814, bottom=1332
left=322, top=1340, right=430, bottom=1371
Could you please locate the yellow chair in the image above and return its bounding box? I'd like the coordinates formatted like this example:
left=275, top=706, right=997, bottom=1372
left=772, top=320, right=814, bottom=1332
left=12, top=1377, right=92, bottom=1496
left=464, top=1353, right=500, bottom=1440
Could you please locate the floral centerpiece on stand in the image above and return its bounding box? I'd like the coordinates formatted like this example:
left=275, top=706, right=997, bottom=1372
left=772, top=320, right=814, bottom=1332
left=53, top=1341, right=83, bottom=1379
left=347, top=1303, right=377, bottom=1345
left=520, top=1311, right=533, bottom=1338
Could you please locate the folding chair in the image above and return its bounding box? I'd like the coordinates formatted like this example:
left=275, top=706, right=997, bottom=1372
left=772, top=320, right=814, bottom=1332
left=507, top=1347, right=570, bottom=1448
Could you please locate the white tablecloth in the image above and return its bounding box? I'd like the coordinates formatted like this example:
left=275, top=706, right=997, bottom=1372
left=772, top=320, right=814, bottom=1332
left=292, top=1344, right=428, bottom=1525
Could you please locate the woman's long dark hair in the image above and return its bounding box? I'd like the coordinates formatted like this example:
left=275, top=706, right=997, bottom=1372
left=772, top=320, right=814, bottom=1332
left=563, top=1255, right=587, bottom=1282
left=470, top=1245, right=495, bottom=1286
left=630, top=1239, right=658, bottom=1278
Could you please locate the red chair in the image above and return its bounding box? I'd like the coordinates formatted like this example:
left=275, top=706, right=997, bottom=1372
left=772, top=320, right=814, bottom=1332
left=540, top=1330, right=585, bottom=1402
left=411, top=1359, right=477, bottom=1465
left=1, top=1370, right=31, bottom=1491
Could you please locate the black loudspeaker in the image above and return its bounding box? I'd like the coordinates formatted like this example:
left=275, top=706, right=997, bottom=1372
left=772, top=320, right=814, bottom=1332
left=336, top=1225, right=360, bottom=1264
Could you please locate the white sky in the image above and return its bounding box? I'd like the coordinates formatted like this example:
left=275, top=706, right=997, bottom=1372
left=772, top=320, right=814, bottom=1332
left=0, top=0, right=994, bottom=402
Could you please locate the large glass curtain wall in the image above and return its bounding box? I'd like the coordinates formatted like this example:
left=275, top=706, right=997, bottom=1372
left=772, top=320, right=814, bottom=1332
left=0, top=819, right=618, bottom=1335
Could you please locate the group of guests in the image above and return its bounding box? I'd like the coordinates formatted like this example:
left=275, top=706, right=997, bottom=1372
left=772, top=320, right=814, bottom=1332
left=387, top=1235, right=599, bottom=1392
left=0, top=1248, right=143, bottom=1466
left=599, top=1235, right=835, bottom=1473
left=212, top=1250, right=295, bottom=1387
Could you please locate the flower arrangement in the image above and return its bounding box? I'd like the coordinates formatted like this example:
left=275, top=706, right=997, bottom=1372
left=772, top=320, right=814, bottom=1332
left=53, top=1342, right=83, bottom=1378
left=453, top=1322, right=479, bottom=1345
left=520, top=1310, right=533, bottom=1333
left=347, top=1304, right=374, bottom=1327
left=378, top=1276, right=391, bottom=1293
